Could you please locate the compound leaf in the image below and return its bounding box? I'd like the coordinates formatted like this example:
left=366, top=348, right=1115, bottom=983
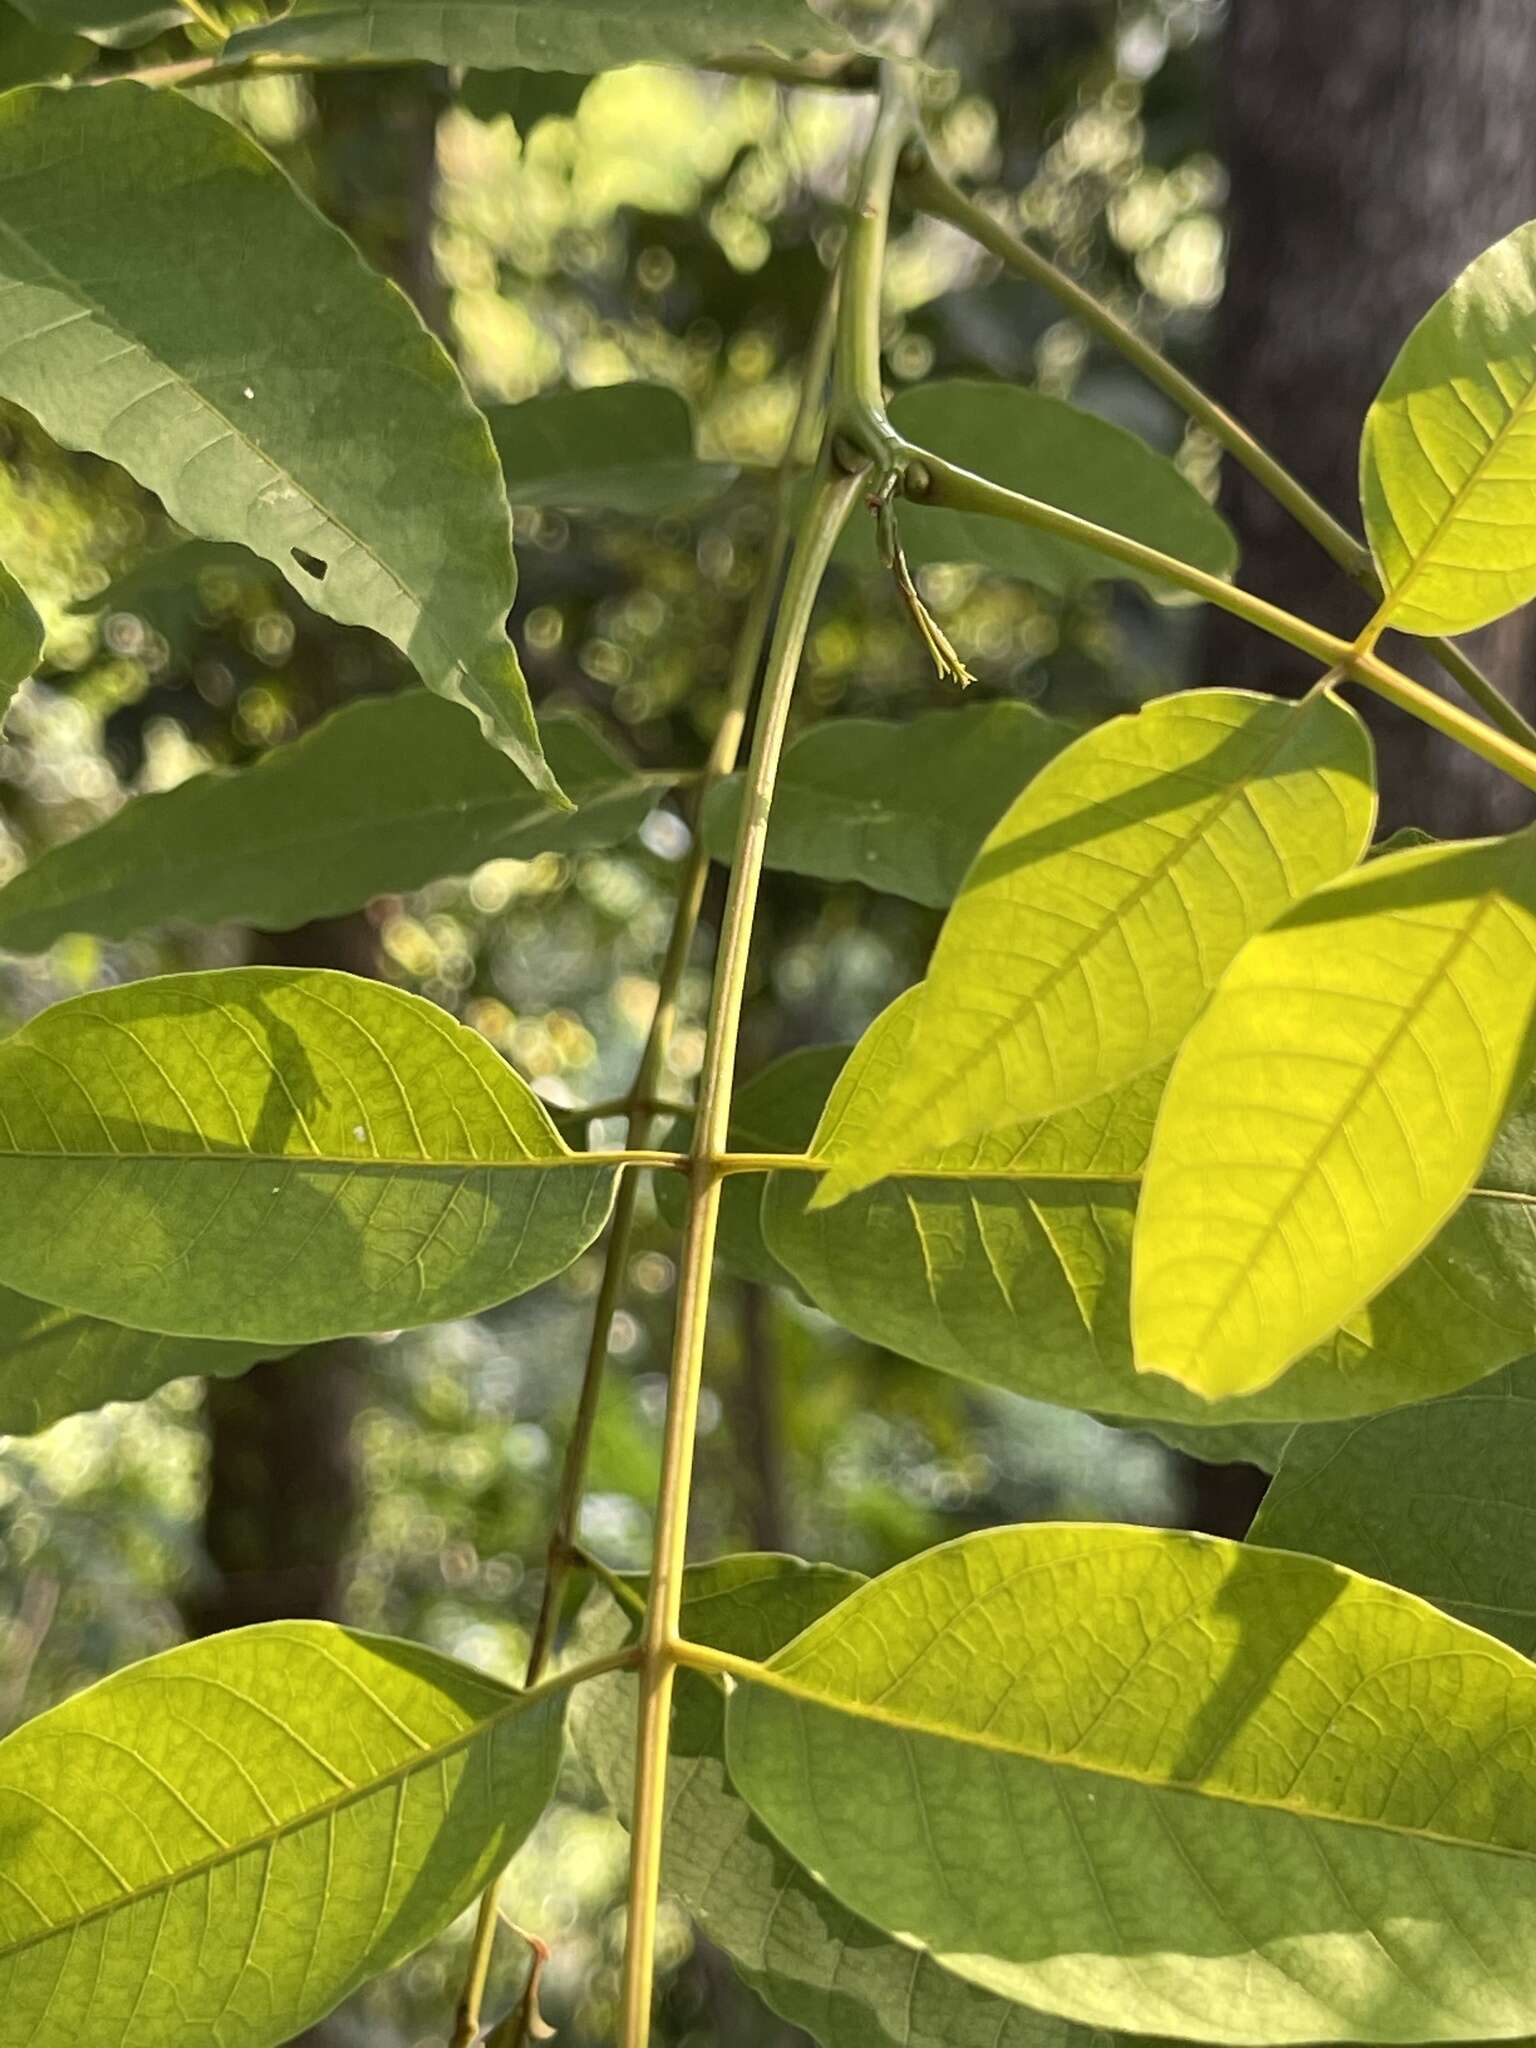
left=0, top=697, right=658, bottom=950
left=764, top=985, right=1536, bottom=1433
left=702, top=703, right=1076, bottom=909
left=229, top=0, right=857, bottom=72
left=0, top=1287, right=271, bottom=1435
left=815, top=689, right=1375, bottom=1206
left=1134, top=828, right=1536, bottom=1400
left=0, top=85, right=558, bottom=796
left=489, top=383, right=736, bottom=514
left=1362, top=218, right=1536, bottom=635
left=0, top=967, right=617, bottom=1343
left=0, top=1621, right=563, bottom=2047
left=727, top=1521, right=1536, bottom=2045
left=573, top=1553, right=1115, bottom=2048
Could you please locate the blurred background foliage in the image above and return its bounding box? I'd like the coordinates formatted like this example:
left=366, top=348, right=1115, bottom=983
left=0, top=0, right=1518, bottom=2038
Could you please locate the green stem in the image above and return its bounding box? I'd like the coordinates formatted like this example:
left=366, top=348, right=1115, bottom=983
left=617, top=464, right=864, bottom=2048
left=569, top=1541, right=649, bottom=1620
left=519, top=280, right=839, bottom=1687
left=900, top=153, right=1536, bottom=752
left=452, top=281, right=841, bottom=2048
left=902, top=445, right=1536, bottom=796
left=834, top=68, right=915, bottom=442
left=563, top=1150, right=688, bottom=1172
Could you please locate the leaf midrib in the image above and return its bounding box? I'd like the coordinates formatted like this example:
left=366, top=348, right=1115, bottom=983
left=1374, top=362, right=1536, bottom=623
left=0, top=158, right=468, bottom=687
left=1176, top=891, right=1505, bottom=1360
left=737, top=1657, right=1536, bottom=1869
left=896, top=698, right=1338, bottom=1144
left=0, top=775, right=651, bottom=935
left=0, top=1146, right=600, bottom=1171
left=0, top=1686, right=535, bottom=1966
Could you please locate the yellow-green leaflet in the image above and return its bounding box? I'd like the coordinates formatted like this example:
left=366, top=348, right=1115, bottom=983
left=813, top=688, right=1375, bottom=1207
left=1362, top=216, right=1536, bottom=635
left=0, top=1622, right=563, bottom=2047
left=765, top=985, right=1536, bottom=1433
left=1133, top=827, right=1536, bottom=1398
left=726, top=1521, right=1536, bottom=2045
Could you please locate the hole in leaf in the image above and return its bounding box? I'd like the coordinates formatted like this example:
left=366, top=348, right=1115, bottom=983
left=290, top=548, right=328, bottom=580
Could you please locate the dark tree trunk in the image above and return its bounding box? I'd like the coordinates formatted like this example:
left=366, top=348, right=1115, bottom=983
left=182, top=919, right=378, bottom=1641
left=183, top=917, right=384, bottom=2048
left=1180, top=1, right=1536, bottom=1541
left=1204, top=0, right=1536, bottom=835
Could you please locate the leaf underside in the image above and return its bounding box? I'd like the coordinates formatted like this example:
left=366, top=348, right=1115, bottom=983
left=1362, top=216, right=1536, bottom=635
left=763, top=985, right=1536, bottom=1432
left=227, top=0, right=857, bottom=72
left=1133, top=827, right=1536, bottom=1399
left=489, top=381, right=737, bottom=513
left=0, top=1621, right=563, bottom=2047
left=838, top=381, right=1238, bottom=598
left=571, top=1555, right=1132, bottom=2048
left=0, top=967, right=617, bottom=1343
left=0, top=1285, right=270, bottom=1434
left=1253, top=1354, right=1536, bottom=1656
left=814, top=688, right=1376, bottom=1206
left=727, top=1521, right=1536, bottom=2046
left=702, top=702, right=1077, bottom=909
left=0, top=698, right=654, bottom=950
left=0, top=85, right=557, bottom=794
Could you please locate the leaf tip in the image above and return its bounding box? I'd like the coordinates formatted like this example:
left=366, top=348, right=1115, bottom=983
left=806, top=1166, right=861, bottom=1212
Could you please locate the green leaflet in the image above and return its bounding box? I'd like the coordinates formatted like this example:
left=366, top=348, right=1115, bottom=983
left=814, top=689, right=1376, bottom=1206
left=0, top=1286, right=270, bottom=1434
left=1362, top=218, right=1536, bottom=636
left=1112, top=1409, right=1294, bottom=1474
left=763, top=987, right=1536, bottom=1431
left=68, top=536, right=262, bottom=620
left=653, top=1043, right=847, bottom=1291
left=8, top=0, right=173, bottom=36
left=726, top=1520, right=1536, bottom=2046
left=489, top=383, right=737, bottom=514
left=1252, top=1355, right=1536, bottom=1657
left=228, top=0, right=857, bottom=70
left=843, top=381, right=1237, bottom=597
left=0, top=968, right=617, bottom=1344
left=0, top=86, right=558, bottom=798
left=573, top=1554, right=1135, bottom=2048
left=1134, top=828, right=1536, bottom=1400
left=0, top=697, right=658, bottom=950
left=459, top=63, right=589, bottom=128
left=0, top=553, right=41, bottom=714
left=0, top=1620, right=563, bottom=2047
left=702, top=703, right=1077, bottom=908
left=0, top=1, right=90, bottom=87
